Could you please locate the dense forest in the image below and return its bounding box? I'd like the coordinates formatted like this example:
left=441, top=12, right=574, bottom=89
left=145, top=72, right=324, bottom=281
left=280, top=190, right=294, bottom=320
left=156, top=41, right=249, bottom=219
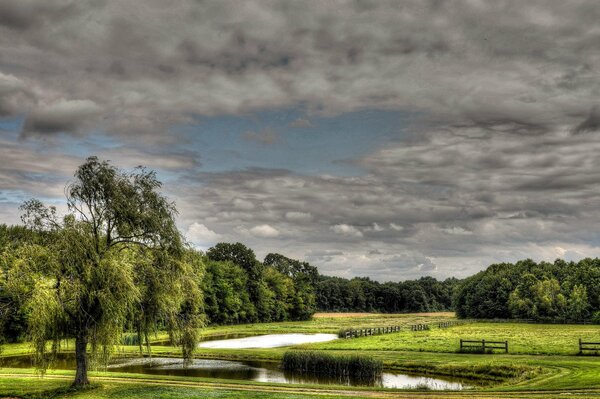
left=316, top=275, right=458, bottom=313
left=454, top=258, right=600, bottom=322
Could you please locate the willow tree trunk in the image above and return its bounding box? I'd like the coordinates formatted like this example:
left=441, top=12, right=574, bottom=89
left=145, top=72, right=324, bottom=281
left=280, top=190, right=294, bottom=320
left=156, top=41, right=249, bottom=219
left=73, top=331, right=89, bottom=386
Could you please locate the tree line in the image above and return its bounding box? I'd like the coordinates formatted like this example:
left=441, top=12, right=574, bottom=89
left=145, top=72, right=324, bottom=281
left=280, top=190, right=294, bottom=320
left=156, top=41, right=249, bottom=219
left=316, top=275, right=458, bottom=313
left=454, top=258, right=600, bottom=323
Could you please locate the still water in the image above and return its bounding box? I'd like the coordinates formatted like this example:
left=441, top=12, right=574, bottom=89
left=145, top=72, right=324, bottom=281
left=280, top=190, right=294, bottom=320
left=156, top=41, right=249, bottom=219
left=198, top=333, right=338, bottom=349
left=1, top=354, right=470, bottom=390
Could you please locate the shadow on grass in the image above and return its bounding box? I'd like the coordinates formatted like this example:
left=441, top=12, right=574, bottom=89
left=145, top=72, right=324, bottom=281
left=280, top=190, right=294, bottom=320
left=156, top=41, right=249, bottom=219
left=8, top=384, right=100, bottom=399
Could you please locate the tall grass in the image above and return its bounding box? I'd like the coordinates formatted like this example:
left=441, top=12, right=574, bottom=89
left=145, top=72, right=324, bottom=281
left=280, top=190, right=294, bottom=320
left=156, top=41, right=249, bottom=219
left=282, top=350, right=382, bottom=384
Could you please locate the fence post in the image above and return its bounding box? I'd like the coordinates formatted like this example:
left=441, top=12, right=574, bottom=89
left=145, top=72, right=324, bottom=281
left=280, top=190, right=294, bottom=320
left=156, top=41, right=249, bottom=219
left=505, top=340, right=508, bottom=353
left=482, top=339, right=486, bottom=352
left=579, top=338, right=582, bottom=355
left=460, top=339, right=463, bottom=351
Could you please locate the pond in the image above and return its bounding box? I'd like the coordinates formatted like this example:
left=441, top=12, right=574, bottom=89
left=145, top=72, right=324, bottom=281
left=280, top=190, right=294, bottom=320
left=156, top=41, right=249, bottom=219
left=1, top=354, right=471, bottom=390
left=198, top=333, right=338, bottom=349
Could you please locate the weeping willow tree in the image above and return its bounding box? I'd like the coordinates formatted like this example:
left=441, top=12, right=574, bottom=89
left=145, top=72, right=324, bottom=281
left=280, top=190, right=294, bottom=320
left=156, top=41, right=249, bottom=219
left=14, top=156, right=203, bottom=386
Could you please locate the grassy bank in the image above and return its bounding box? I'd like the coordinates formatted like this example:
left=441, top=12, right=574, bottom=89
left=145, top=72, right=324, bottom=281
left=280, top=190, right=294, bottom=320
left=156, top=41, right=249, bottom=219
left=3, top=313, right=600, bottom=398
left=309, top=322, right=600, bottom=355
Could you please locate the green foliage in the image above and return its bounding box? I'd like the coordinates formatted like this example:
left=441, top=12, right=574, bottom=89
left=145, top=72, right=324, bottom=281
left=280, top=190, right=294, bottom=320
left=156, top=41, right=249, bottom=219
left=316, top=275, right=458, bottom=313
left=206, top=243, right=263, bottom=321
left=455, top=258, right=600, bottom=322
left=203, top=247, right=318, bottom=324
left=2, top=157, right=203, bottom=386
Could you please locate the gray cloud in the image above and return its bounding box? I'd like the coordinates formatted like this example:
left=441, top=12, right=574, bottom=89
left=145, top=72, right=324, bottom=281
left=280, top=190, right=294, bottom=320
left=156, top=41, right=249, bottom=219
left=573, top=107, right=600, bottom=134
left=2, top=1, right=600, bottom=280
left=1, top=1, right=600, bottom=140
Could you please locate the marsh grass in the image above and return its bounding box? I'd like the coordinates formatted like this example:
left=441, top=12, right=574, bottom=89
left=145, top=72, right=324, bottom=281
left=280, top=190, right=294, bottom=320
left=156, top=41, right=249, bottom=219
left=282, top=350, right=382, bottom=384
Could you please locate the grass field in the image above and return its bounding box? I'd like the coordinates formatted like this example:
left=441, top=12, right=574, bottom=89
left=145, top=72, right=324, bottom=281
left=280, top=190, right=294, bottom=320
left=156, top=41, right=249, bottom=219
left=3, top=313, right=600, bottom=398
left=308, top=322, right=600, bottom=355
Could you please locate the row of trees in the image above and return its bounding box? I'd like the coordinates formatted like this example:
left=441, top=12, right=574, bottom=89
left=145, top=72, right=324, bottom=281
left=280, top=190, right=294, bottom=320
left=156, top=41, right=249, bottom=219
left=316, top=275, right=459, bottom=313
left=454, top=258, right=600, bottom=322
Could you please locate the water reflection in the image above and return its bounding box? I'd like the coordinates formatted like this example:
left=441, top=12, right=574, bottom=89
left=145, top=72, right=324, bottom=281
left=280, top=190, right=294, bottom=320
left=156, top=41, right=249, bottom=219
left=2, top=355, right=470, bottom=390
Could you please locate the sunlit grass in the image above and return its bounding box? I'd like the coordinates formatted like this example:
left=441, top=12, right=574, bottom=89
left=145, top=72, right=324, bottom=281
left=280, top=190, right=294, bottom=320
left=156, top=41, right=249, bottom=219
left=309, top=322, right=600, bottom=355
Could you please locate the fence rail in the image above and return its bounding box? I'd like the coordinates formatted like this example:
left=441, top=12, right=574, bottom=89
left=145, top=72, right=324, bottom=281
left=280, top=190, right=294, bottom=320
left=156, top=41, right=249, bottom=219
left=410, top=323, right=430, bottom=331
left=579, top=339, right=600, bottom=355
left=459, top=339, right=508, bottom=353
left=341, top=326, right=400, bottom=339
left=438, top=321, right=463, bottom=329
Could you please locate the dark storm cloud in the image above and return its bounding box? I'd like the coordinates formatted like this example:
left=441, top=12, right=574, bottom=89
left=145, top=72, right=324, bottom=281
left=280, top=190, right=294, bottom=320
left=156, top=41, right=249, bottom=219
left=0, top=1, right=76, bottom=30
left=2, top=0, right=600, bottom=139
left=573, top=108, right=600, bottom=134
left=2, top=0, right=600, bottom=280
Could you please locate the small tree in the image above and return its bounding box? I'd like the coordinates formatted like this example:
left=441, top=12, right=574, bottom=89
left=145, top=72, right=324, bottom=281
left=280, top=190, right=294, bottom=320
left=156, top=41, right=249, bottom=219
left=14, top=157, right=202, bottom=386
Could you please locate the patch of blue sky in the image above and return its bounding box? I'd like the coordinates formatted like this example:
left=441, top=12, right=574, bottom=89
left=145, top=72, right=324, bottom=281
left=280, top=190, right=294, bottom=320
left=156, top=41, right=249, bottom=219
left=0, top=189, right=28, bottom=204
left=0, top=116, right=23, bottom=138
left=61, top=129, right=123, bottom=154
left=176, top=107, right=415, bottom=176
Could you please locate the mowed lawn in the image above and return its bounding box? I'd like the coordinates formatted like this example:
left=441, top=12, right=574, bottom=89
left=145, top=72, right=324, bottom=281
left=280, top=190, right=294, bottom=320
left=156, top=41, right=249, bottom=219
left=308, top=322, right=600, bottom=355
left=187, top=312, right=457, bottom=339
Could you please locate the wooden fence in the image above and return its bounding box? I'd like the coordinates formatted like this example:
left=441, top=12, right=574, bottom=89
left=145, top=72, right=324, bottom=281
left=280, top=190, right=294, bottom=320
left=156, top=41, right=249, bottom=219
left=438, top=321, right=463, bottom=329
left=579, top=339, right=600, bottom=355
left=342, top=326, right=400, bottom=339
left=459, top=339, right=508, bottom=353
left=410, top=323, right=430, bottom=331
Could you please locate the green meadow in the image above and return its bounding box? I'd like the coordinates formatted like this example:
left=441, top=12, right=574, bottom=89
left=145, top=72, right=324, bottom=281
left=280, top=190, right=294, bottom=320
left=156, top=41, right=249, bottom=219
left=3, top=312, right=600, bottom=398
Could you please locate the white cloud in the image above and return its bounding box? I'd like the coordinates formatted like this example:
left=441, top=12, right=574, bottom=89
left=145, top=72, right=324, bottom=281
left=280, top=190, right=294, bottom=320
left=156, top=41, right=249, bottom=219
left=440, top=227, right=473, bottom=236
left=330, top=224, right=363, bottom=238
left=368, top=223, right=383, bottom=232
left=249, top=224, right=280, bottom=238
left=186, top=222, right=221, bottom=248
left=390, top=223, right=404, bottom=231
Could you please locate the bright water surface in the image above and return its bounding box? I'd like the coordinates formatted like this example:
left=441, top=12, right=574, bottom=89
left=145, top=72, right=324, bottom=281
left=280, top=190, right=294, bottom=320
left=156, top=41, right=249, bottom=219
left=198, top=333, right=338, bottom=349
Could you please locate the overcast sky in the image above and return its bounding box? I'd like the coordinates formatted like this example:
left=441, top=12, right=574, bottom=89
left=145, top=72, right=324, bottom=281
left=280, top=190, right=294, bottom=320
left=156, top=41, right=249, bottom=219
left=1, top=0, right=600, bottom=281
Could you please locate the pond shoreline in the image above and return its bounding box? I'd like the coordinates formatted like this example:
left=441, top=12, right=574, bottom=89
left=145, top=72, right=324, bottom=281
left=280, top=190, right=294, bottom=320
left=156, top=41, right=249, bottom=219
left=0, top=353, right=474, bottom=390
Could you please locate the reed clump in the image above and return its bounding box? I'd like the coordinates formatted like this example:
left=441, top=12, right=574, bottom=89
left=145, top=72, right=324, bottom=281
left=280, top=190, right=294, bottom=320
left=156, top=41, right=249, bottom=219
left=282, top=350, right=383, bottom=383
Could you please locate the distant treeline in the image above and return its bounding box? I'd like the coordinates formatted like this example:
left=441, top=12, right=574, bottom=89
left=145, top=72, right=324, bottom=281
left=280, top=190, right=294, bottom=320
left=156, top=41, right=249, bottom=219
left=6, top=222, right=599, bottom=345
left=316, top=275, right=459, bottom=313
left=454, top=258, right=600, bottom=323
